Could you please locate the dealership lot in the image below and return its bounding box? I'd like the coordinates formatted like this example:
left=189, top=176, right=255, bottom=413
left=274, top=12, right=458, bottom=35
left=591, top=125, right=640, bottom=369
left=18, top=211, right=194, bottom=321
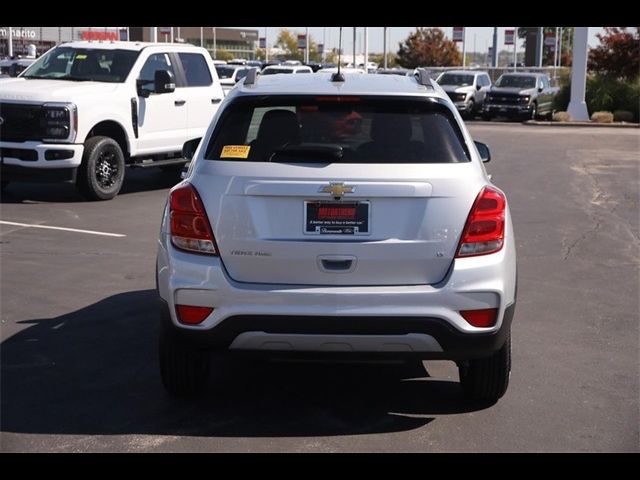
left=1, top=123, right=638, bottom=452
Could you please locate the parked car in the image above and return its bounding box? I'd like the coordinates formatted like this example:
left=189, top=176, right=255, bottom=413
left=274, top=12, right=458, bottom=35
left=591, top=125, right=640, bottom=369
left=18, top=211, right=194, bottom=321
left=156, top=69, right=517, bottom=403
left=261, top=64, right=313, bottom=75
left=215, top=64, right=255, bottom=95
left=0, top=41, right=224, bottom=199
left=482, top=72, right=558, bottom=121
left=436, top=70, right=492, bottom=118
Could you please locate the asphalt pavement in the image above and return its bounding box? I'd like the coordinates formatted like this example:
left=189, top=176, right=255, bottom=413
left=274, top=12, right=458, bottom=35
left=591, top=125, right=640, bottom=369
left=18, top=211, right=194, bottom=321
left=1, top=123, right=638, bottom=452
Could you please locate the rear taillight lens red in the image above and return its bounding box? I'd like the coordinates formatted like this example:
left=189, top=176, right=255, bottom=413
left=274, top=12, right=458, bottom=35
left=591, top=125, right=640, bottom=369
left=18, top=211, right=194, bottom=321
left=460, top=308, right=498, bottom=327
left=456, top=186, right=506, bottom=257
left=175, top=305, right=213, bottom=325
left=169, top=183, right=218, bottom=255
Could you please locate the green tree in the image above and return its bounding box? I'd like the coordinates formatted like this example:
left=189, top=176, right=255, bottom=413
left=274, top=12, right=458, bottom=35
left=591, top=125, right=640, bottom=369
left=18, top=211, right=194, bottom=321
left=588, top=27, right=640, bottom=80
left=396, top=28, right=461, bottom=68
left=274, top=28, right=320, bottom=62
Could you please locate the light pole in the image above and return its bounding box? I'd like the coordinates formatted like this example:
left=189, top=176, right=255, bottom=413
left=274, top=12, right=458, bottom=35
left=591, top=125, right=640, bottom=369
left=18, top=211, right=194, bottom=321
left=8, top=26, right=13, bottom=57
left=513, top=27, right=518, bottom=71
left=567, top=27, right=590, bottom=121
left=352, top=27, right=356, bottom=68
left=149, top=27, right=157, bottom=43
left=305, top=27, right=309, bottom=64
left=364, top=27, right=368, bottom=73
left=492, top=27, right=498, bottom=67
left=213, top=27, right=216, bottom=59
left=265, top=27, right=268, bottom=63
left=383, top=26, right=388, bottom=69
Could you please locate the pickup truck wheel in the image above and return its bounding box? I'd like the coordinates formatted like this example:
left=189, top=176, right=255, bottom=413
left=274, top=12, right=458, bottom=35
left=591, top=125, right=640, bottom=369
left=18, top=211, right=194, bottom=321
left=464, top=100, right=475, bottom=119
left=458, top=333, right=511, bottom=403
left=528, top=103, right=538, bottom=121
left=77, top=136, right=125, bottom=201
left=159, top=324, right=210, bottom=397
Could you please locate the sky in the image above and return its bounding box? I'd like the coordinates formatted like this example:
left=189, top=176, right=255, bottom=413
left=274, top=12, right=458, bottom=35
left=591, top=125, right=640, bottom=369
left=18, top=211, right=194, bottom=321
left=239, top=27, right=606, bottom=54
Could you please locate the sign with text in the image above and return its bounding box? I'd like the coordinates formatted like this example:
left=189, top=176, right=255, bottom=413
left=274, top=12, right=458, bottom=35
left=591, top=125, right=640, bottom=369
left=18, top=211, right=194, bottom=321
left=159, top=27, right=171, bottom=34
left=81, top=31, right=118, bottom=41
left=452, top=27, right=464, bottom=42
left=297, top=34, right=306, bottom=49
left=504, top=29, right=515, bottom=45
left=259, top=37, right=266, bottom=49
left=317, top=43, right=324, bottom=55
left=544, top=34, right=556, bottom=47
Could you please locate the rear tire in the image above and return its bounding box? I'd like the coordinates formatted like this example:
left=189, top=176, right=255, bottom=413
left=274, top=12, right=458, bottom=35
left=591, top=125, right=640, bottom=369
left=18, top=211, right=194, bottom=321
left=459, top=334, right=511, bottom=403
left=1, top=180, right=8, bottom=191
left=159, top=323, right=210, bottom=397
left=481, top=113, right=492, bottom=121
left=77, top=136, right=125, bottom=201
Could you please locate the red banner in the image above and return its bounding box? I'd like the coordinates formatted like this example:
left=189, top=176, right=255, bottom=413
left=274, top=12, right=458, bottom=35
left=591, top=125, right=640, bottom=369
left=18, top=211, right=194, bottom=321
left=81, top=31, right=118, bottom=41
left=504, top=29, right=515, bottom=45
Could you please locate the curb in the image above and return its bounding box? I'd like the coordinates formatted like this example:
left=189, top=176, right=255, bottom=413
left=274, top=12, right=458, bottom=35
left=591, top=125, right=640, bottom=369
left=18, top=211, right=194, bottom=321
left=524, top=120, right=640, bottom=128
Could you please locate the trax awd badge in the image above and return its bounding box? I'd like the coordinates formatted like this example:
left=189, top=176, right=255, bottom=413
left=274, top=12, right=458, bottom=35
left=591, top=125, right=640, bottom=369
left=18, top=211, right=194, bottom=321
left=319, top=182, right=355, bottom=201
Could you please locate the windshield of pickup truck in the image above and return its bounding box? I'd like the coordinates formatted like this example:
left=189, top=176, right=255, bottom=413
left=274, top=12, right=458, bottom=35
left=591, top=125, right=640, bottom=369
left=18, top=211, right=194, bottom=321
left=22, top=47, right=139, bottom=82
left=495, top=75, right=537, bottom=88
left=437, top=73, right=475, bottom=86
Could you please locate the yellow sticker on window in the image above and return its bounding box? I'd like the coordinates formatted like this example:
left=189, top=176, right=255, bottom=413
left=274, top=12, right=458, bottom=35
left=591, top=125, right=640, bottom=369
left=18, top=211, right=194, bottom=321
left=220, top=145, right=251, bottom=159
left=76, top=54, right=87, bottom=60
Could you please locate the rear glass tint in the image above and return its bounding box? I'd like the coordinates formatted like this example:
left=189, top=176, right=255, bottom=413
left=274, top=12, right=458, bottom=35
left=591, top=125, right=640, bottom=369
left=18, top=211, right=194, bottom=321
left=205, top=96, right=470, bottom=164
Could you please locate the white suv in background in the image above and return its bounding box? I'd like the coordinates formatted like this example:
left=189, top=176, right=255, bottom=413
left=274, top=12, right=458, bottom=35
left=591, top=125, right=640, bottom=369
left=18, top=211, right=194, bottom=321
left=260, top=64, right=313, bottom=75
left=156, top=69, right=517, bottom=403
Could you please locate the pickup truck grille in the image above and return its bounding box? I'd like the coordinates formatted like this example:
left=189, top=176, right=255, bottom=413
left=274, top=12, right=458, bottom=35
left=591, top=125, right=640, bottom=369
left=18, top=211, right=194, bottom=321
left=486, top=94, right=527, bottom=105
left=0, top=103, right=44, bottom=142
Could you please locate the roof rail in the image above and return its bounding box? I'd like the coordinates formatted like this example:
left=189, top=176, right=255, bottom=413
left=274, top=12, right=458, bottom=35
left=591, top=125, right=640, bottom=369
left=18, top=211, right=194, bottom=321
left=415, top=68, right=435, bottom=89
left=243, top=67, right=259, bottom=86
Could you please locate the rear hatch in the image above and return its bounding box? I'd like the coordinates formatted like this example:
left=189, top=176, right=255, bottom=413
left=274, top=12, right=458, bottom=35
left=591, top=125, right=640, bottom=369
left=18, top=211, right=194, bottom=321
left=191, top=94, right=485, bottom=286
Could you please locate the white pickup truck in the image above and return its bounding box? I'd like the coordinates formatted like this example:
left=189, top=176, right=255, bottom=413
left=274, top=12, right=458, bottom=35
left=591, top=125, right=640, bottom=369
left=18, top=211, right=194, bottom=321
left=0, top=41, right=224, bottom=200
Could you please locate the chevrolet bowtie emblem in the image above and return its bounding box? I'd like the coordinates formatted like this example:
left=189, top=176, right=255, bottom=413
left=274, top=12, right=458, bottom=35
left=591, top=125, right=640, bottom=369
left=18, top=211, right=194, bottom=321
left=319, top=182, right=355, bottom=200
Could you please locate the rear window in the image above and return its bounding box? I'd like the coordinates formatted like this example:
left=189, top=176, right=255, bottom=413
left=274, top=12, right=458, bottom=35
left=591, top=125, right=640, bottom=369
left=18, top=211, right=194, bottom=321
left=205, top=96, right=469, bottom=164
left=178, top=53, right=212, bottom=87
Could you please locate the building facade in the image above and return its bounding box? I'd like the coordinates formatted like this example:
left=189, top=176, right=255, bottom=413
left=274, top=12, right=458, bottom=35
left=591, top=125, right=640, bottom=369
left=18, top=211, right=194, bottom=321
left=1, top=27, right=259, bottom=60
left=0, top=27, right=124, bottom=57
left=129, top=27, right=259, bottom=60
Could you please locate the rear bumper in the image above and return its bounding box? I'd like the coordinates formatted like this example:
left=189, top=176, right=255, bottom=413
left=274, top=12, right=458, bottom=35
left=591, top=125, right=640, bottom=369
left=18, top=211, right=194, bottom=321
left=160, top=298, right=515, bottom=360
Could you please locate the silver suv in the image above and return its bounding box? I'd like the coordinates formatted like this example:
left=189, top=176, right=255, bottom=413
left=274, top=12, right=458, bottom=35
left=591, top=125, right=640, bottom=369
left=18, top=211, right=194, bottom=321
left=436, top=70, right=492, bottom=119
left=156, top=68, right=517, bottom=403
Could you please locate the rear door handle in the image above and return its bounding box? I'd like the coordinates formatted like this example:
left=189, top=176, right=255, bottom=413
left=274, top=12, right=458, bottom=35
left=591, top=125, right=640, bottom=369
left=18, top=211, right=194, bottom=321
left=211, top=98, right=222, bottom=104
left=174, top=100, right=186, bottom=106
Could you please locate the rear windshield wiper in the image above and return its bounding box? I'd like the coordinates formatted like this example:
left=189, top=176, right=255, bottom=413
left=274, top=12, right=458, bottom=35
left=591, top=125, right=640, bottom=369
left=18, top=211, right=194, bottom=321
left=269, top=144, right=344, bottom=163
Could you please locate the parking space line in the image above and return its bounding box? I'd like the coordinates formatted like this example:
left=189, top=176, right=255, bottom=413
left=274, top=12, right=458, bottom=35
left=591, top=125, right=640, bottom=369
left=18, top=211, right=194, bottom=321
left=0, top=221, right=126, bottom=238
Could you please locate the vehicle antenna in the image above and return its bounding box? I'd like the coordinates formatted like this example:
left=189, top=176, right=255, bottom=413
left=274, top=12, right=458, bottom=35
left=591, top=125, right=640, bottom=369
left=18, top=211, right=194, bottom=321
left=331, top=27, right=345, bottom=82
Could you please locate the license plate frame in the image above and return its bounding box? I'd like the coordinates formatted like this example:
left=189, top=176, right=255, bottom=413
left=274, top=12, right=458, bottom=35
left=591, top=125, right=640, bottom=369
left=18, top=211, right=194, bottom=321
left=304, top=200, right=370, bottom=235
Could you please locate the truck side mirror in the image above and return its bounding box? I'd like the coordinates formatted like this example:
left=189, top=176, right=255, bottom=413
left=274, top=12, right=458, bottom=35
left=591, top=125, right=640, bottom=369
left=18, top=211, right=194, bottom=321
left=154, top=69, right=176, bottom=94
left=474, top=141, right=491, bottom=163
left=182, top=138, right=201, bottom=161
left=538, top=86, right=544, bottom=93
left=476, top=84, right=482, bottom=90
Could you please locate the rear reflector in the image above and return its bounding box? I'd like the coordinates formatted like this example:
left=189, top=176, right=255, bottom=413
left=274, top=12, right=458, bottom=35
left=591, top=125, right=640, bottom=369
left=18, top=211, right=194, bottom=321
left=169, top=183, right=218, bottom=255
left=175, top=305, right=214, bottom=325
left=460, top=308, right=498, bottom=328
left=456, top=186, right=506, bottom=257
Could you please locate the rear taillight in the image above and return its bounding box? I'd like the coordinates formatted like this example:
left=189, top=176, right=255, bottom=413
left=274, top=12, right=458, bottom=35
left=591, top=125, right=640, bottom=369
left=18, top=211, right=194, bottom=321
left=169, top=183, right=218, bottom=255
left=175, top=305, right=213, bottom=325
left=456, top=186, right=506, bottom=257
left=460, top=308, right=498, bottom=327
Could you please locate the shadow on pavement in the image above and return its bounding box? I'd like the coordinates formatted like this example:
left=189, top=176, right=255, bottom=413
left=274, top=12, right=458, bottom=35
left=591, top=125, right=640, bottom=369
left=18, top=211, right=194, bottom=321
left=0, top=168, right=180, bottom=204
left=1, top=289, right=490, bottom=438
